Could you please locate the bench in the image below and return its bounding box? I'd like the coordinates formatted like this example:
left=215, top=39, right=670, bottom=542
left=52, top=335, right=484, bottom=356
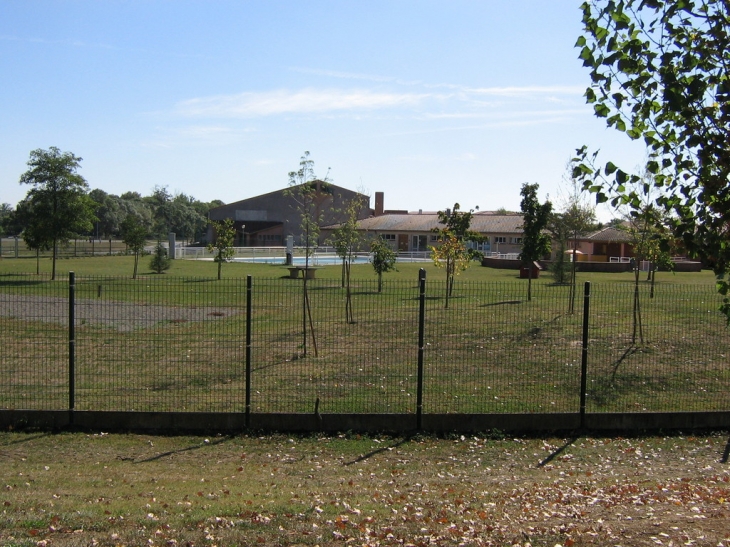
left=287, top=266, right=319, bottom=279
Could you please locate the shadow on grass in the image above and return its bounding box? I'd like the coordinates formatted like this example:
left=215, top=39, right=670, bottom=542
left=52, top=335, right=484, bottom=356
left=134, top=435, right=235, bottom=463
left=480, top=300, right=522, bottom=307
left=537, top=436, right=580, bottom=467
left=0, top=277, right=50, bottom=287
left=721, top=436, right=730, bottom=464
left=344, top=435, right=415, bottom=466
left=587, top=364, right=673, bottom=409
left=611, top=345, right=641, bottom=381
left=0, top=432, right=52, bottom=446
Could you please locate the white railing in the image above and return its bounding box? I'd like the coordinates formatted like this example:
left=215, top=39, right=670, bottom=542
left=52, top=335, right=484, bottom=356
left=487, top=252, right=520, bottom=260
left=609, top=256, right=632, bottom=263
left=177, top=246, right=287, bottom=262
left=178, top=246, right=438, bottom=264
left=395, top=251, right=432, bottom=262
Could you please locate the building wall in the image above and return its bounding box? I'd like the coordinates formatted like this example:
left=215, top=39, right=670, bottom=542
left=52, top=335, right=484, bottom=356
left=208, top=183, right=370, bottom=246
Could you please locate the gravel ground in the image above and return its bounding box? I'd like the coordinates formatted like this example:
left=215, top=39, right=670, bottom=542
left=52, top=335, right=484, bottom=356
left=0, top=293, right=238, bottom=331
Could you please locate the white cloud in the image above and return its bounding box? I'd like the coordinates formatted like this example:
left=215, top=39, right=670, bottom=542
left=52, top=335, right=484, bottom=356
left=175, top=88, right=432, bottom=118
left=290, top=67, right=582, bottom=98
left=464, top=85, right=585, bottom=97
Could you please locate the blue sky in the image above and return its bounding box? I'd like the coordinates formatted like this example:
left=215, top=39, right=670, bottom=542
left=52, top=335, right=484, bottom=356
left=1, top=1, right=646, bottom=219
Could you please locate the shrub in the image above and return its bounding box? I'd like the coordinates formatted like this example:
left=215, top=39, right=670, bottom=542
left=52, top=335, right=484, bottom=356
left=149, top=242, right=171, bottom=274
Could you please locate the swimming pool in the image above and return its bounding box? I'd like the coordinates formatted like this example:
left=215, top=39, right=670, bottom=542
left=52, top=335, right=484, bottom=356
left=230, top=254, right=372, bottom=265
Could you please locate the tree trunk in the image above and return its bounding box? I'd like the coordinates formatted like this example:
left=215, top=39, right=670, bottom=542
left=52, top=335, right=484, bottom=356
left=345, top=260, right=354, bottom=323
left=569, top=246, right=578, bottom=313
left=631, top=265, right=644, bottom=345
left=650, top=268, right=656, bottom=299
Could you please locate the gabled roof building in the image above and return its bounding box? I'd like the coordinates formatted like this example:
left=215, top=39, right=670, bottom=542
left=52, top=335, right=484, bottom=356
left=207, top=182, right=370, bottom=246
left=341, top=209, right=525, bottom=254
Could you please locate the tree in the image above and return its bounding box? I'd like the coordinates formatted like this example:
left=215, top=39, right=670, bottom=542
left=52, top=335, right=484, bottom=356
left=0, top=203, right=12, bottom=238
left=120, top=215, right=149, bottom=279
left=575, top=0, right=730, bottom=321
left=328, top=194, right=368, bottom=323
left=149, top=242, right=171, bottom=274
left=431, top=235, right=471, bottom=309
left=624, top=203, right=675, bottom=344
left=171, top=193, right=208, bottom=245
left=118, top=192, right=154, bottom=234
left=18, top=147, right=96, bottom=280
left=547, top=162, right=597, bottom=311
left=519, top=183, right=552, bottom=302
left=90, top=189, right=125, bottom=239
left=430, top=203, right=483, bottom=308
left=4, top=198, right=32, bottom=237
left=547, top=212, right=572, bottom=285
left=286, top=152, right=331, bottom=264
left=207, top=218, right=236, bottom=280
left=370, top=236, right=397, bottom=293
left=284, top=152, right=331, bottom=357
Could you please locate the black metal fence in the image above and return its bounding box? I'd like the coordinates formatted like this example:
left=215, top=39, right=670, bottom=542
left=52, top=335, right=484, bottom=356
left=0, top=237, right=129, bottom=258
left=1, top=272, right=728, bottom=419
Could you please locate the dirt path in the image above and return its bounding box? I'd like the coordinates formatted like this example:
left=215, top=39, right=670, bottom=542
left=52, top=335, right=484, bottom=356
left=0, top=293, right=238, bottom=331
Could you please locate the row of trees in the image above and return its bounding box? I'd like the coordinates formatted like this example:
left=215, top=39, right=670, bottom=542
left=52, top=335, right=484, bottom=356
left=2, top=147, right=223, bottom=279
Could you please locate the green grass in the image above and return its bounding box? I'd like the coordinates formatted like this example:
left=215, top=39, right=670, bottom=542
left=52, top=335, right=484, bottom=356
left=0, top=256, right=727, bottom=415
left=0, top=252, right=720, bottom=285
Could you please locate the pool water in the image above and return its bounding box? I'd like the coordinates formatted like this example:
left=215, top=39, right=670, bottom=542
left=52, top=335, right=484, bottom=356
left=231, top=255, right=372, bottom=265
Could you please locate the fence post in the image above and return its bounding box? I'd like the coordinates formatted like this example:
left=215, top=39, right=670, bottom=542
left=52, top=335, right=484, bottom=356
left=69, top=271, right=76, bottom=423
left=245, top=275, right=252, bottom=428
left=579, top=281, right=591, bottom=429
left=416, top=269, right=426, bottom=430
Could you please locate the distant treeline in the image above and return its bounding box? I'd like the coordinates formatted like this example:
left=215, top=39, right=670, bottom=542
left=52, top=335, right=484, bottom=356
left=0, top=186, right=223, bottom=245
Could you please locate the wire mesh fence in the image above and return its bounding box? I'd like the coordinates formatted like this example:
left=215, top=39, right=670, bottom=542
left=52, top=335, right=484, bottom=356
left=0, top=272, right=727, bottom=415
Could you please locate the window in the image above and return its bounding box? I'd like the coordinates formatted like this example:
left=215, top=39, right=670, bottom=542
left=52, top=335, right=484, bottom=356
left=512, top=237, right=523, bottom=244
left=381, top=234, right=396, bottom=241
left=494, top=236, right=506, bottom=244
left=430, top=234, right=439, bottom=242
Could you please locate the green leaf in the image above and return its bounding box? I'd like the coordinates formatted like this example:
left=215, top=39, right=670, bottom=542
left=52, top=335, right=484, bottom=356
left=579, top=46, right=595, bottom=65
left=594, top=104, right=611, bottom=118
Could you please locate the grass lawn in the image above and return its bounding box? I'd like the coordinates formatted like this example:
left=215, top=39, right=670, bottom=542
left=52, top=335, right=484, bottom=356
left=0, top=253, right=720, bottom=285
left=0, top=256, right=727, bottom=415
left=0, top=431, right=729, bottom=547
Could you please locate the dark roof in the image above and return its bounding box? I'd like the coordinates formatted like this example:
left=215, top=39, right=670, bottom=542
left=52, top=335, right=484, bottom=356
left=208, top=181, right=363, bottom=212
left=585, top=226, right=632, bottom=242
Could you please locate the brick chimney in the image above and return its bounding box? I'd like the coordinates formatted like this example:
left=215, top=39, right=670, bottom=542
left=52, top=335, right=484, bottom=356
left=375, top=192, right=384, bottom=217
